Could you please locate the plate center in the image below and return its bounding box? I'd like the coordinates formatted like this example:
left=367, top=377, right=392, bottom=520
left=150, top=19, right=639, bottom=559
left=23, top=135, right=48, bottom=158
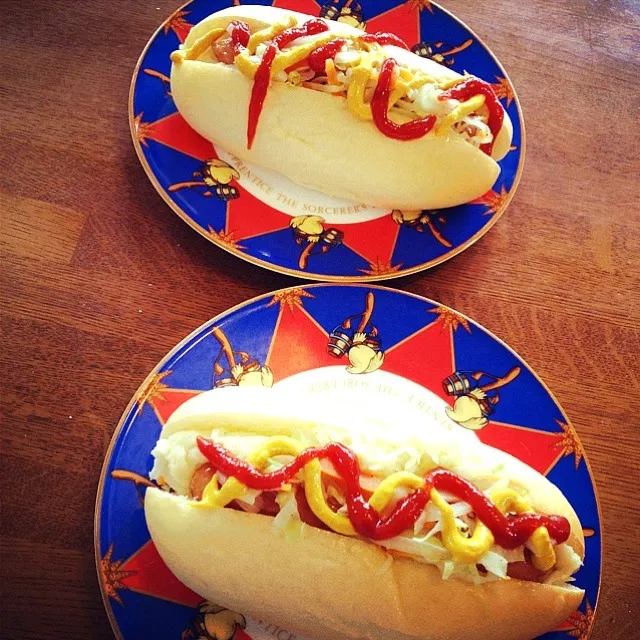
left=215, top=146, right=390, bottom=224
left=275, top=366, right=479, bottom=445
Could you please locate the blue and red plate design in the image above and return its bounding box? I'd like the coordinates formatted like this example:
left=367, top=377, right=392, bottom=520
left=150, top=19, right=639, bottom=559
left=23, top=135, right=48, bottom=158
left=96, top=284, right=600, bottom=640
left=130, top=0, right=525, bottom=281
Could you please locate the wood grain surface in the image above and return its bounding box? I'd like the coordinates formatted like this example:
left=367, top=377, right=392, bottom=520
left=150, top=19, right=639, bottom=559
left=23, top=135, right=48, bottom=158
left=1, top=0, right=639, bottom=638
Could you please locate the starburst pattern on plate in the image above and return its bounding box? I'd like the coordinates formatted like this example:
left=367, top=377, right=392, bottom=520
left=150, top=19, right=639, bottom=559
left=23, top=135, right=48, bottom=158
left=163, top=8, right=191, bottom=35
left=266, top=288, right=315, bottom=311
left=203, top=226, right=245, bottom=251
left=552, top=419, right=585, bottom=470
left=473, top=186, right=509, bottom=216
left=407, top=0, right=434, bottom=14
left=133, top=113, right=155, bottom=147
left=492, top=76, right=515, bottom=107
left=429, top=306, right=472, bottom=333
left=100, top=543, right=136, bottom=606
left=136, top=370, right=172, bottom=414
left=565, top=601, right=595, bottom=639
left=358, top=259, right=403, bottom=276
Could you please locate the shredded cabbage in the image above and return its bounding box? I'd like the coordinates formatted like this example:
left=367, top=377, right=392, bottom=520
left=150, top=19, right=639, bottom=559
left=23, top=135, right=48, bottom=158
left=413, top=506, right=430, bottom=536
left=273, top=492, right=304, bottom=541
left=149, top=431, right=204, bottom=496
left=441, top=561, right=455, bottom=580
left=413, top=83, right=457, bottom=117
left=495, top=546, right=525, bottom=564
left=235, top=487, right=262, bottom=507
left=478, top=549, right=508, bottom=579
left=334, top=50, right=361, bottom=67
left=438, top=560, right=501, bottom=584
left=454, top=115, right=493, bottom=147
left=374, top=535, right=448, bottom=564
left=424, top=516, right=468, bottom=541
left=544, top=544, right=583, bottom=585
left=423, top=499, right=473, bottom=523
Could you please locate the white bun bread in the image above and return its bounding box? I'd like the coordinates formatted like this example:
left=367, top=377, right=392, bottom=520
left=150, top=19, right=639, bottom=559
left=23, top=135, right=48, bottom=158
left=145, top=388, right=584, bottom=640
left=170, top=5, right=514, bottom=210
left=146, top=491, right=583, bottom=640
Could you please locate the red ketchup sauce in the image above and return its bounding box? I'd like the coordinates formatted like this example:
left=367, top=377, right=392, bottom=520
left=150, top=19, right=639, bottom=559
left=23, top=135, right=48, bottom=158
left=360, top=32, right=409, bottom=50
left=439, top=78, right=504, bottom=155
left=273, top=17, right=329, bottom=49
left=247, top=43, right=277, bottom=149
left=371, top=58, right=436, bottom=141
left=244, top=19, right=330, bottom=149
left=196, top=437, right=571, bottom=546
left=308, top=38, right=347, bottom=73
left=230, top=20, right=251, bottom=55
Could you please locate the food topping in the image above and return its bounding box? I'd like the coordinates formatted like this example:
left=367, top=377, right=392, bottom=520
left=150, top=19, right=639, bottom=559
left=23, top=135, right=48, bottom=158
left=171, top=15, right=505, bottom=152
left=247, top=43, right=277, bottom=148
left=272, top=17, right=329, bottom=48
left=170, top=27, right=226, bottom=63
left=195, top=435, right=570, bottom=572
left=308, top=38, right=347, bottom=72
left=246, top=16, right=297, bottom=53
left=229, top=20, right=251, bottom=56
left=360, top=32, right=410, bottom=50
left=371, top=58, right=437, bottom=140
left=439, top=77, right=505, bottom=155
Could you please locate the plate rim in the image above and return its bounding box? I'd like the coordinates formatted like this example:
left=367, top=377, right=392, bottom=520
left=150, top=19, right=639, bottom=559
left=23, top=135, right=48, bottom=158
left=128, top=0, right=527, bottom=282
left=95, top=282, right=602, bottom=640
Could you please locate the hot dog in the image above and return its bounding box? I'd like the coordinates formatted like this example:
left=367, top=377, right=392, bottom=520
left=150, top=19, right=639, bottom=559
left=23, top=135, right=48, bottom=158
left=145, top=387, right=584, bottom=640
left=169, top=6, right=514, bottom=210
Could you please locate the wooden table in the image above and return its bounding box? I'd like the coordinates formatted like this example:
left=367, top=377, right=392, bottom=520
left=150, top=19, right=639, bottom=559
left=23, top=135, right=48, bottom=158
left=2, top=1, right=639, bottom=638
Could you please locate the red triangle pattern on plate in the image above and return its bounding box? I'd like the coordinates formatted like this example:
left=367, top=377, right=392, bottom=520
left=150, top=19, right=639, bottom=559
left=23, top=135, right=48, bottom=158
left=336, top=214, right=400, bottom=267
left=476, top=422, right=564, bottom=476
left=273, top=0, right=322, bottom=15
left=148, top=389, right=203, bottom=426
left=383, top=320, right=454, bottom=402
left=226, top=188, right=292, bottom=241
left=121, top=541, right=202, bottom=607
left=145, top=112, right=216, bottom=162
left=367, top=2, right=421, bottom=46
left=165, top=7, right=194, bottom=44
left=266, top=305, right=337, bottom=382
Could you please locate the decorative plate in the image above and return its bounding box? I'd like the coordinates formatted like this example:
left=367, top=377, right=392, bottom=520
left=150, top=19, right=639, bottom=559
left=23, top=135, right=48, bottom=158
left=96, top=284, right=600, bottom=640
left=130, top=0, right=525, bottom=281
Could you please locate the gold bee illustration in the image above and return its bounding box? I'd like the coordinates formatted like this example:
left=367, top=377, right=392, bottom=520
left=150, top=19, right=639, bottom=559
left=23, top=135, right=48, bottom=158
left=411, top=39, right=474, bottom=67
left=328, top=292, right=384, bottom=374
left=182, top=602, right=247, bottom=640
left=320, top=1, right=366, bottom=30
left=290, top=215, right=344, bottom=270
left=443, top=367, right=521, bottom=430
left=212, top=327, right=274, bottom=388
left=392, top=209, right=452, bottom=247
left=169, top=159, right=241, bottom=201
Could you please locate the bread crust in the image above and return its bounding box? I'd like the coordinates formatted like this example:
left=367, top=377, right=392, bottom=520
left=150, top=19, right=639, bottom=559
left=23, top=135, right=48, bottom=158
left=170, top=6, right=513, bottom=210
left=146, top=489, right=584, bottom=640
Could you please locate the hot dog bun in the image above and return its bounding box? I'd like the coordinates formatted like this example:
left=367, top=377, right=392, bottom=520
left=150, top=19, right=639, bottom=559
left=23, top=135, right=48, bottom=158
left=145, top=388, right=584, bottom=640
left=146, top=490, right=583, bottom=640
left=170, top=6, right=514, bottom=210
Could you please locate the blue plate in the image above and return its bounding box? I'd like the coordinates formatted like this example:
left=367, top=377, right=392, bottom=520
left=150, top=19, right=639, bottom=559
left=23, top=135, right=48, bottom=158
left=96, top=284, right=600, bottom=640
left=130, top=0, right=525, bottom=281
